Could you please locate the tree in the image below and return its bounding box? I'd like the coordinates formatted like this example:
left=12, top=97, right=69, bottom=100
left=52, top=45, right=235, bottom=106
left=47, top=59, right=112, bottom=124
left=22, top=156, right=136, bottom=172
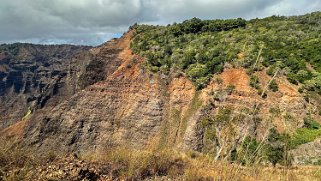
left=304, top=72, right=321, bottom=94
left=180, top=50, right=196, bottom=69
left=267, top=143, right=285, bottom=167
left=186, top=64, right=208, bottom=79
left=202, top=106, right=249, bottom=161
left=182, top=17, right=204, bottom=34
left=267, top=128, right=293, bottom=167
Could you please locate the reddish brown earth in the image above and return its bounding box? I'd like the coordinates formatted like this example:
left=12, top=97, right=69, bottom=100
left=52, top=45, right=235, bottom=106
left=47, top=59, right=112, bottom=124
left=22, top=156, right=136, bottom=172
left=0, top=31, right=320, bottom=163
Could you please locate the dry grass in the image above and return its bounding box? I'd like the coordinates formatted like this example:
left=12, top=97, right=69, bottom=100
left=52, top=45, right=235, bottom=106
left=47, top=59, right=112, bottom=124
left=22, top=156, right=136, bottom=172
left=0, top=140, right=33, bottom=181
left=0, top=139, right=320, bottom=181
left=82, top=148, right=321, bottom=181
left=81, top=147, right=186, bottom=180
left=0, top=139, right=59, bottom=181
left=184, top=154, right=321, bottom=181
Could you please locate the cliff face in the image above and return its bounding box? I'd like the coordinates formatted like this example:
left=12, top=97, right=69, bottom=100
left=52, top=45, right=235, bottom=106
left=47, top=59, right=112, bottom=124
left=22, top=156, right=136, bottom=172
left=0, top=31, right=320, bottom=161
left=0, top=43, right=93, bottom=129
left=22, top=31, right=198, bottom=152
left=24, top=32, right=165, bottom=151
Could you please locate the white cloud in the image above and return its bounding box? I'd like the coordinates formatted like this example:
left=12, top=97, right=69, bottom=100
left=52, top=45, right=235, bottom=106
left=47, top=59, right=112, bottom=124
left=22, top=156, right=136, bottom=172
left=0, top=0, right=320, bottom=45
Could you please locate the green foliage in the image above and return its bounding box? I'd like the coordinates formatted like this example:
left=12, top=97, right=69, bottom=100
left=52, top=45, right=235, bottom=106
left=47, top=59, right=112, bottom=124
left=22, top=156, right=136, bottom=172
left=249, top=75, right=260, bottom=89
left=267, top=65, right=278, bottom=76
left=174, top=17, right=246, bottom=35
left=303, top=118, right=321, bottom=129
left=269, top=80, right=279, bottom=92
left=303, top=72, right=321, bottom=94
left=269, top=107, right=281, bottom=116
left=235, top=137, right=262, bottom=165
left=226, top=84, right=236, bottom=95
left=214, top=107, right=233, bottom=123
left=186, top=64, right=208, bottom=79
left=289, top=128, right=321, bottom=149
left=266, top=128, right=293, bottom=167
left=131, top=12, right=321, bottom=91
left=268, top=122, right=321, bottom=151
left=267, top=143, right=292, bottom=167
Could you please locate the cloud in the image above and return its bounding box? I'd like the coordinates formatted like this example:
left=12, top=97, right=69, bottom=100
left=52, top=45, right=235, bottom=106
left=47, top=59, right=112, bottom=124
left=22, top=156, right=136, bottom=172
left=0, top=0, right=320, bottom=45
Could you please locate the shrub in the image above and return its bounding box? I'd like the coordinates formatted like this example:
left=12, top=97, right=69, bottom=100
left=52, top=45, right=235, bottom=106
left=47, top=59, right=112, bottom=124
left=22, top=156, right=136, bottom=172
left=131, top=12, right=321, bottom=90
left=289, top=128, right=321, bottom=149
left=186, top=64, right=208, bottom=79
left=249, top=75, right=260, bottom=89
left=303, top=118, right=321, bottom=129
left=235, top=137, right=261, bottom=165
left=258, top=88, right=267, bottom=98
left=226, top=84, right=236, bottom=95
left=267, top=143, right=285, bottom=167
left=269, top=80, right=278, bottom=92
left=266, top=128, right=294, bottom=167
left=194, top=76, right=211, bottom=90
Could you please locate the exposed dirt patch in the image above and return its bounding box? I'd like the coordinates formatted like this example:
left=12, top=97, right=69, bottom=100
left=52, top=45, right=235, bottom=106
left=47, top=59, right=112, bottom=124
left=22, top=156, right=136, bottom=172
left=219, top=68, right=252, bottom=92
left=0, top=120, right=28, bottom=138
left=109, top=30, right=144, bottom=79
left=166, top=77, right=196, bottom=145
left=168, top=77, right=195, bottom=113
left=278, top=78, right=299, bottom=97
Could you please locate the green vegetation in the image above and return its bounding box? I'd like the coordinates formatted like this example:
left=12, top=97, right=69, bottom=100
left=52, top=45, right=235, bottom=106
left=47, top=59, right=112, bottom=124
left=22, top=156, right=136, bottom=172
left=226, top=84, right=236, bottom=95
left=268, top=118, right=321, bottom=151
left=265, top=128, right=293, bottom=167
left=304, top=117, right=321, bottom=129
left=201, top=99, right=321, bottom=167
left=131, top=12, right=321, bottom=92
left=235, top=137, right=264, bottom=165
left=249, top=75, right=260, bottom=89
left=269, top=80, right=279, bottom=92
left=289, top=128, right=321, bottom=148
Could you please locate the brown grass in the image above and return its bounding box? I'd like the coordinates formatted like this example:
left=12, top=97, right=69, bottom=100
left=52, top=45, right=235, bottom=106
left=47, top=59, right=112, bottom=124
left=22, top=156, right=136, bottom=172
left=0, top=120, right=28, bottom=139
left=82, top=147, right=321, bottom=181
left=0, top=139, right=320, bottom=181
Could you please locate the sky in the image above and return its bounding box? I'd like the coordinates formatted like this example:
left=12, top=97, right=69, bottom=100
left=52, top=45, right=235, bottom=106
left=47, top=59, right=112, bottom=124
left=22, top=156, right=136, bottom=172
left=0, top=0, right=320, bottom=46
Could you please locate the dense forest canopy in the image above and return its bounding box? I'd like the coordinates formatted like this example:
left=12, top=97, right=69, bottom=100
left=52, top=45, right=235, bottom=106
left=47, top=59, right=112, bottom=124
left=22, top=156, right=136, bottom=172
left=131, top=12, right=321, bottom=92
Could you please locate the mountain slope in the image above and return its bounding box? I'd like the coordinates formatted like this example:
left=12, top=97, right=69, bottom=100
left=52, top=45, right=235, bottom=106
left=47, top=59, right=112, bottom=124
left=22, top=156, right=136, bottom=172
left=0, top=12, right=321, bottom=166
left=0, top=43, right=92, bottom=129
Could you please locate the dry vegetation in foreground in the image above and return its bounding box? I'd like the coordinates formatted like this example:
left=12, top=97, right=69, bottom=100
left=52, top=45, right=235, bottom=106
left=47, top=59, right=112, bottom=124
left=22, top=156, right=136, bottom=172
left=0, top=139, right=320, bottom=181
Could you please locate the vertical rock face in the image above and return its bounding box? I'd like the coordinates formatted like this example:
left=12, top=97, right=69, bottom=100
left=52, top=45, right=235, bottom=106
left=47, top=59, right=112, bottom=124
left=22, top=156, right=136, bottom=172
left=0, top=44, right=93, bottom=129
left=24, top=32, right=166, bottom=152
left=0, top=31, right=320, bottom=157
left=21, top=31, right=206, bottom=152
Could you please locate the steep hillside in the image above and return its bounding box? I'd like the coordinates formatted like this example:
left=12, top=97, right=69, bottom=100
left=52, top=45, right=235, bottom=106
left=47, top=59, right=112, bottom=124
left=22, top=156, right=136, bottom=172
left=0, top=12, right=321, bottom=169
left=130, top=12, right=321, bottom=163
left=0, top=44, right=92, bottom=129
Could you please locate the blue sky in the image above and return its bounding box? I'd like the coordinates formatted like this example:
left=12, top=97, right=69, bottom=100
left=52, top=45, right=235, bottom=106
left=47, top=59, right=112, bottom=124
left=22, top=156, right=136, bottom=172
left=0, top=0, right=320, bottom=46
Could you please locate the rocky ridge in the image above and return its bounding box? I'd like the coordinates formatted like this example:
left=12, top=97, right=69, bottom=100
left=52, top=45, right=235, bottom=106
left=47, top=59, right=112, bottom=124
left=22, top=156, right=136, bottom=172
left=0, top=30, right=320, bottom=163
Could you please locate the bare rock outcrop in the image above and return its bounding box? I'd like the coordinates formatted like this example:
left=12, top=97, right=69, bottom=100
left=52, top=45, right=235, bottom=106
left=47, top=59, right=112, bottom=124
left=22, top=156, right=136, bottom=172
left=0, top=31, right=320, bottom=163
